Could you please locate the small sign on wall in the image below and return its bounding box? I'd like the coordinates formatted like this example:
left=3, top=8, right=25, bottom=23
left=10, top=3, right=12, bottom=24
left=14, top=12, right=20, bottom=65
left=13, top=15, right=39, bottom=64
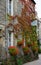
left=31, top=20, right=37, bottom=26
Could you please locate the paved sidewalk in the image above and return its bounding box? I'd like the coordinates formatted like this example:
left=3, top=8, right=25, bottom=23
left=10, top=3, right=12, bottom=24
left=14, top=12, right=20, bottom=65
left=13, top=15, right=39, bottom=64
left=23, top=54, right=41, bottom=65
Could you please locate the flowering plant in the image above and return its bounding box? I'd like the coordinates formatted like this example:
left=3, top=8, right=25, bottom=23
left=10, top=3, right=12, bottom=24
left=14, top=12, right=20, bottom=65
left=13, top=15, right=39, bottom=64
left=32, top=43, right=38, bottom=52
left=17, top=39, right=24, bottom=46
left=8, top=46, right=19, bottom=56
left=22, top=46, right=30, bottom=54
left=27, top=42, right=33, bottom=47
left=32, top=46, right=38, bottom=52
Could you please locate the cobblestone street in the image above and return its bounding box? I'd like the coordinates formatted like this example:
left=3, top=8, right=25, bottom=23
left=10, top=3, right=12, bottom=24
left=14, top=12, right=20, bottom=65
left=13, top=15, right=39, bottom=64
left=23, top=54, right=41, bottom=65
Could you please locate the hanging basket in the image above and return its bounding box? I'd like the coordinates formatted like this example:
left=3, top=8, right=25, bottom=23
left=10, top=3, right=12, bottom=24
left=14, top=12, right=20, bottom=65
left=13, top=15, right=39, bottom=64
left=8, top=46, right=19, bottom=56
left=17, top=39, right=24, bottom=46
left=22, top=46, right=30, bottom=54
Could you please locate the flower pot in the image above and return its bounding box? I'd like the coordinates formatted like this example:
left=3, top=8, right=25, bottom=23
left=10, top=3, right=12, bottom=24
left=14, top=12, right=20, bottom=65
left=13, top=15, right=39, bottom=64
left=8, top=46, right=19, bottom=56
left=23, top=46, right=30, bottom=55
left=17, top=39, right=24, bottom=46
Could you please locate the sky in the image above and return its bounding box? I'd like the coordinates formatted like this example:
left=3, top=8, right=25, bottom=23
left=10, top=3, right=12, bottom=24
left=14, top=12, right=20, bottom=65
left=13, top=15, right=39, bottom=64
left=34, top=0, right=41, bottom=18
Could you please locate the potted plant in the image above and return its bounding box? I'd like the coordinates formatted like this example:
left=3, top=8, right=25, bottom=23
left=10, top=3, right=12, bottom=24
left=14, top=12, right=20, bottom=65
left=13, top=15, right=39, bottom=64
left=8, top=46, right=20, bottom=64
left=22, top=46, right=30, bottom=54
left=32, top=46, right=38, bottom=52
left=8, top=46, right=23, bottom=65
left=17, top=39, right=24, bottom=46
left=27, top=42, right=33, bottom=47
left=8, top=46, right=19, bottom=56
left=32, top=42, right=38, bottom=52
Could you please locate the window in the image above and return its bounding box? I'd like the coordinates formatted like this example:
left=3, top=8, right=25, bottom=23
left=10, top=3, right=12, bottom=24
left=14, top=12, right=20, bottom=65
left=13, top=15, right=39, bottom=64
left=9, top=31, right=11, bottom=46
left=8, top=0, right=13, bottom=15
left=9, top=0, right=11, bottom=15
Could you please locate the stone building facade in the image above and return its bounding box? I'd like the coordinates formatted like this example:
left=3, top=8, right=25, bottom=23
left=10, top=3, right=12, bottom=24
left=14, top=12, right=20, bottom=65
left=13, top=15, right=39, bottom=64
left=0, top=0, right=36, bottom=47
left=0, top=0, right=6, bottom=58
left=0, top=0, right=36, bottom=56
left=6, top=0, right=36, bottom=47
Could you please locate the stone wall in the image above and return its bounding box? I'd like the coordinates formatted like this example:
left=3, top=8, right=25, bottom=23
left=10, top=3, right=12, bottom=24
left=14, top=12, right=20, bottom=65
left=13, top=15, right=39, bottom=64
left=0, top=0, right=6, bottom=24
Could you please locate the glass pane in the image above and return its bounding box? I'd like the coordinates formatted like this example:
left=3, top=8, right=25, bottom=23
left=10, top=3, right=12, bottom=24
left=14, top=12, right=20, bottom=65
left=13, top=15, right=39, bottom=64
left=9, top=0, right=11, bottom=15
